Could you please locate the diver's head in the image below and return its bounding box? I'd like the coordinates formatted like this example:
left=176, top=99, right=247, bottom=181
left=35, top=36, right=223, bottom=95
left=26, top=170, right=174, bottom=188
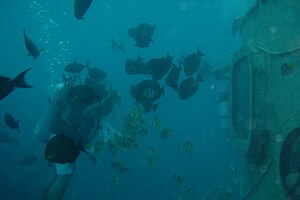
left=85, top=68, right=108, bottom=98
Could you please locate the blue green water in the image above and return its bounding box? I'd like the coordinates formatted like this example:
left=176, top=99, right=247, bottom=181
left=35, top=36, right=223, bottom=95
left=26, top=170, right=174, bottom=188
left=0, top=1, right=254, bottom=199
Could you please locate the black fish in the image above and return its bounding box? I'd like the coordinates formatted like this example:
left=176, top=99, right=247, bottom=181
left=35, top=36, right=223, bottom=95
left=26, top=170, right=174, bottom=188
left=45, top=134, right=82, bottom=164
left=125, top=55, right=149, bottom=75
left=165, top=64, right=181, bottom=91
left=177, top=75, right=203, bottom=100
left=4, top=113, right=20, bottom=132
left=18, top=156, right=38, bottom=166
left=74, top=0, right=93, bottom=20
left=68, top=85, right=96, bottom=107
left=0, top=68, right=33, bottom=100
left=87, top=67, right=107, bottom=82
left=23, top=29, right=43, bottom=60
left=147, top=54, right=173, bottom=81
left=128, top=23, right=156, bottom=48
left=65, top=60, right=89, bottom=74
left=184, top=48, right=205, bottom=76
left=0, top=131, right=19, bottom=144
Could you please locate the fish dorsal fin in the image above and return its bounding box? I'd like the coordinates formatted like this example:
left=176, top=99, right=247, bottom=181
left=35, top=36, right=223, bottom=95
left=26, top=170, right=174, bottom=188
left=196, top=47, right=205, bottom=57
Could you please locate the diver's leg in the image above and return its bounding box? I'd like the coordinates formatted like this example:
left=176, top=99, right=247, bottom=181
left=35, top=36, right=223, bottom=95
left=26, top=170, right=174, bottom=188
left=41, top=175, right=57, bottom=200
left=47, top=174, right=73, bottom=200
left=46, top=163, right=75, bottom=200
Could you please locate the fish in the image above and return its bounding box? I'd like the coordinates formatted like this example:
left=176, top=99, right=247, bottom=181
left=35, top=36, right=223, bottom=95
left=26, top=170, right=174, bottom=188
left=146, top=54, right=173, bottom=81
left=173, top=173, right=184, bottom=184
left=128, top=23, right=156, bottom=48
left=112, top=175, right=120, bottom=186
left=231, top=17, right=242, bottom=37
left=0, top=131, right=19, bottom=145
left=112, top=38, right=126, bottom=53
left=179, top=183, right=192, bottom=196
left=125, top=54, right=149, bottom=75
left=18, top=156, right=38, bottom=166
left=146, top=147, right=157, bottom=157
left=4, top=113, right=20, bottom=132
left=68, top=85, right=96, bottom=107
left=137, top=128, right=148, bottom=137
left=281, top=62, right=298, bottom=76
left=111, top=160, right=124, bottom=169
left=230, top=164, right=238, bottom=173
left=159, top=128, right=173, bottom=139
left=23, top=29, right=43, bottom=60
left=148, top=115, right=161, bottom=128
left=74, top=0, right=93, bottom=20
left=65, top=60, right=89, bottom=74
left=131, top=80, right=164, bottom=101
left=141, top=156, right=154, bottom=166
left=44, top=134, right=83, bottom=164
left=165, top=64, right=181, bottom=92
left=183, top=47, right=205, bottom=76
left=178, top=140, right=195, bottom=155
left=0, top=68, right=33, bottom=100
left=177, top=75, right=203, bottom=100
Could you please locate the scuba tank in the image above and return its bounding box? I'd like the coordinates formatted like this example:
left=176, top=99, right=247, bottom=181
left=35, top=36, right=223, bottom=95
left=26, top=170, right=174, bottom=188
left=33, top=82, right=71, bottom=143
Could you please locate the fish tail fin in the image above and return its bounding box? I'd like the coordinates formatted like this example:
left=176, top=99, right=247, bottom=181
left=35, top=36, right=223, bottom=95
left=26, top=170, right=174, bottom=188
left=16, top=120, right=20, bottom=133
left=85, top=60, right=90, bottom=70
left=197, top=47, right=205, bottom=57
left=77, top=139, right=97, bottom=164
left=11, top=68, right=33, bottom=88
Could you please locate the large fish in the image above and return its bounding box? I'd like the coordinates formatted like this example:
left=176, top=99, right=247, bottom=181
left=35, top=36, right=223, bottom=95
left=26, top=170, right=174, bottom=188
left=128, top=23, right=156, bottom=48
left=125, top=55, right=149, bottom=75
left=147, top=54, right=173, bottom=81
left=165, top=64, right=181, bottom=91
left=45, top=134, right=83, bottom=164
left=0, top=131, right=18, bottom=144
left=0, top=68, right=33, bottom=100
left=65, top=60, right=89, bottom=74
left=177, top=74, right=204, bottom=100
left=4, top=113, right=20, bottom=132
left=74, top=0, right=93, bottom=20
left=184, top=48, right=205, bottom=76
left=23, top=29, right=43, bottom=60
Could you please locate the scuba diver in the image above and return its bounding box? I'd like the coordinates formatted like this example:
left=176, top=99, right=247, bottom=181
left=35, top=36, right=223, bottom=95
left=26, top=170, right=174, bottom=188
left=33, top=68, right=122, bottom=200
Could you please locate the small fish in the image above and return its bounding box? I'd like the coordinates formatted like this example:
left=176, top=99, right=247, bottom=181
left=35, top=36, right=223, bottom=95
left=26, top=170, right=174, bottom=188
left=112, top=38, right=126, bottom=53
left=18, top=156, right=38, bottom=166
left=141, top=156, right=154, bottom=166
left=281, top=62, right=298, bottom=76
left=4, top=113, right=20, bottom=132
left=178, top=140, right=195, bottom=155
left=159, top=128, right=173, bottom=139
left=23, top=29, right=43, bottom=60
left=173, top=173, right=184, bottom=184
left=118, top=167, right=130, bottom=172
left=146, top=147, right=157, bottom=157
left=179, top=183, right=192, bottom=196
left=111, top=160, right=124, bottom=169
left=148, top=115, right=161, bottom=128
left=0, top=68, right=33, bottom=100
left=230, top=164, right=237, bottom=173
left=112, top=175, right=120, bottom=186
left=173, top=191, right=184, bottom=200
left=137, top=128, right=148, bottom=137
